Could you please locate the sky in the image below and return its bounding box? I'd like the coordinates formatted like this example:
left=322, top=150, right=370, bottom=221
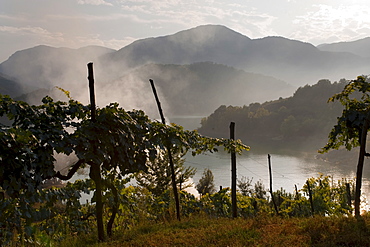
left=2, top=0, right=370, bottom=62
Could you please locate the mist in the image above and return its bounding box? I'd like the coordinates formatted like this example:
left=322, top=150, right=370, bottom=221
left=1, top=25, right=370, bottom=127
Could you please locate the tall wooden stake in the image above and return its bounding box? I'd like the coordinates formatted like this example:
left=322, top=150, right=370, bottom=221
left=88, top=63, right=96, bottom=122
left=87, top=63, right=105, bottom=241
left=149, top=79, right=181, bottom=221
left=268, top=154, right=279, bottom=215
left=354, top=120, right=369, bottom=217
left=230, top=122, right=237, bottom=218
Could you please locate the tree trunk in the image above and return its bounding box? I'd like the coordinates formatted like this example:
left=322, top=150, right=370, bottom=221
left=90, top=163, right=105, bottom=241
left=106, top=181, right=118, bottom=237
left=354, top=120, right=369, bottom=217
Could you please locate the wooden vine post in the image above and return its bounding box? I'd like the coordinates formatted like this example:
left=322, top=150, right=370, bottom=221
left=87, top=62, right=105, bottom=241
left=268, top=154, right=279, bottom=215
left=149, top=79, right=181, bottom=221
left=230, top=122, right=237, bottom=218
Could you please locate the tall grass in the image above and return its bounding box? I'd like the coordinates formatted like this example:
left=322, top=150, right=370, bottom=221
left=56, top=213, right=370, bottom=247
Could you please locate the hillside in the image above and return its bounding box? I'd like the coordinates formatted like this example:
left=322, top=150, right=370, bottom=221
left=1, top=25, right=370, bottom=99
left=198, top=79, right=347, bottom=152
left=100, top=25, right=370, bottom=86
left=318, top=37, right=370, bottom=58
left=0, top=73, right=28, bottom=97
left=0, top=45, right=116, bottom=92
left=97, top=62, right=294, bottom=116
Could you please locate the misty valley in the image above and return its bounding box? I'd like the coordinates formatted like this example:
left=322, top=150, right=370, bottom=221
left=2, top=24, right=370, bottom=245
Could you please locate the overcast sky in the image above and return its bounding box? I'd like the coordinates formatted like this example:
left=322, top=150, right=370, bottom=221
left=2, top=0, right=370, bottom=62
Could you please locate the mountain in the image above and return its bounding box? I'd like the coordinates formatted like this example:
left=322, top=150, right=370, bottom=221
left=318, top=37, right=370, bottom=58
left=96, top=62, right=294, bottom=116
left=101, top=25, right=370, bottom=86
left=0, top=45, right=116, bottom=92
left=0, top=73, right=33, bottom=98
left=1, top=24, right=370, bottom=117
left=105, top=25, right=251, bottom=69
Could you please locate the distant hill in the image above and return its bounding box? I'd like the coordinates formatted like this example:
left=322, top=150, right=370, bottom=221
left=2, top=25, right=368, bottom=93
left=0, top=45, right=116, bottom=92
left=0, top=73, right=32, bottom=97
left=96, top=62, right=294, bottom=116
left=101, top=25, right=370, bottom=86
left=1, top=24, right=370, bottom=118
left=198, top=79, right=347, bottom=152
left=318, top=37, right=370, bottom=58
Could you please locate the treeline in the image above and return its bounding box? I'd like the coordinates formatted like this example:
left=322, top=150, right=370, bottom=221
left=198, top=79, right=348, bottom=151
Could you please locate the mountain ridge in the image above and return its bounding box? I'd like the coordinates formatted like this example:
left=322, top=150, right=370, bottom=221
left=318, top=37, right=370, bottom=57
left=1, top=24, right=370, bottom=118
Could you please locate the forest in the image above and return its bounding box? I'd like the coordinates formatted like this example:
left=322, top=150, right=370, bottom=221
left=199, top=79, right=348, bottom=152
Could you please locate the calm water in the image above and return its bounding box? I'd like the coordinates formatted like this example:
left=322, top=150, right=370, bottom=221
left=185, top=151, right=370, bottom=194
left=171, top=116, right=370, bottom=201
left=72, top=116, right=370, bottom=205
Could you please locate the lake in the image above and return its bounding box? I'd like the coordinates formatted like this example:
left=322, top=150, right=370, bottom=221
left=185, top=151, right=369, bottom=194
left=171, top=116, right=370, bottom=205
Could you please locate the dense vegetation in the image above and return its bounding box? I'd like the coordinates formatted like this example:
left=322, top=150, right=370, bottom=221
left=58, top=214, right=370, bottom=247
left=2, top=174, right=360, bottom=246
left=0, top=91, right=248, bottom=245
left=199, top=79, right=347, bottom=151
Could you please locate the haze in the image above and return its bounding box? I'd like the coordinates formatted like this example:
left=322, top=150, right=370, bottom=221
left=2, top=0, right=370, bottom=62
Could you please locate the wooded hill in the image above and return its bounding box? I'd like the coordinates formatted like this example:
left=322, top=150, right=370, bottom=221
left=198, top=79, right=347, bottom=152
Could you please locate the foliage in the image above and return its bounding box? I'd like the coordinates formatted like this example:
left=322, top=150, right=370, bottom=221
left=319, top=76, right=370, bottom=217
left=0, top=93, right=249, bottom=243
left=196, top=168, right=216, bottom=196
left=320, top=76, right=370, bottom=152
left=1, top=173, right=359, bottom=246
left=237, top=176, right=253, bottom=197
left=199, top=79, right=346, bottom=150
left=135, top=150, right=196, bottom=196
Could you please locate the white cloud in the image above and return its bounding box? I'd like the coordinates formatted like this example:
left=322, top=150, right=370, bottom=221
left=290, top=4, right=370, bottom=44
left=0, top=25, right=63, bottom=39
left=77, top=0, right=113, bottom=6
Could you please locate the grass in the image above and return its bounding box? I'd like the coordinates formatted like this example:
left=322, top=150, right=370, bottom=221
left=55, top=214, right=370, bottom=247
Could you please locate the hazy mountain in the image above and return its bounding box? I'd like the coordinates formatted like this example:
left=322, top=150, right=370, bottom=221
left=318, top=37, right=370, bottom=58
left=0, top=73, right=33, bottom=98
left=96, top=62, right=294, bottom=116
left=105, top=25, right=251, bottom=69
left=2, top=25, right=369, bottom=91
left=101, top=25, right=370, bottom=86
left=1, top=24, right=370, bottom=117
left=0, top=45, right=116, bottom=92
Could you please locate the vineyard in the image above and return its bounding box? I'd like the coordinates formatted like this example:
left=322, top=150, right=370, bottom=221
left=0, top=174, right=360, bottom=246
left=2, top=65, right=370, bottom=246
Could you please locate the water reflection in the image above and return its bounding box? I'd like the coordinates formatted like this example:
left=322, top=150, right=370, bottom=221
left=185, top=151, right=370, bottom=201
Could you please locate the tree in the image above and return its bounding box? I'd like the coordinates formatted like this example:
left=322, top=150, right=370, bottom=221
left=0, top=93, right=249, bottom=242
left=254, top=180, right=267, bottom=199
left=196, top=168, right=216, bottom=196
left=135, top=150, right=196, bottom=196
left=237, top=176, right=253, bottom=197
left=319, top=76, right=370, bottom=217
